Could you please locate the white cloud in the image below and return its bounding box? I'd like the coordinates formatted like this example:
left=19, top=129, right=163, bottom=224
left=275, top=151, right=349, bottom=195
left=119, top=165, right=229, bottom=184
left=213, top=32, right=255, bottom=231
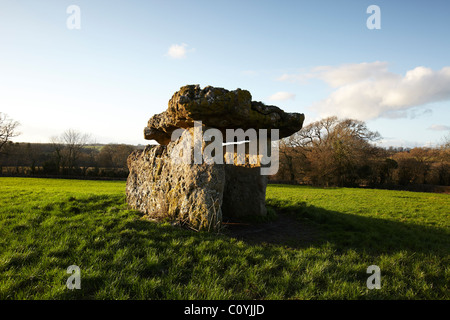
left=428, top=124, right=450, bottom=131
left=278, top=61, right=390, bottom=87
left=279, top=62, right=450, bottom=121
left=268, top=91, right=295, bottom=101
left=377, top=137, right=435, bottom=149
left=167, top=43, right=191, bottom=59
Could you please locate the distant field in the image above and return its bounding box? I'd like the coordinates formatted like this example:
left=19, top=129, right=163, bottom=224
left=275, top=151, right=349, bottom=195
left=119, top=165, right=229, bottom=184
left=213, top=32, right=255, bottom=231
left=0, top=177, right=448, bottom=299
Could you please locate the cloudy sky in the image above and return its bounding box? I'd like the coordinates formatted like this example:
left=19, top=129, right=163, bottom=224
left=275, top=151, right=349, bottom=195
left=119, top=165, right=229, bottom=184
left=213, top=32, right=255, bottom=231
left=1, top=0, right=449, bottom=147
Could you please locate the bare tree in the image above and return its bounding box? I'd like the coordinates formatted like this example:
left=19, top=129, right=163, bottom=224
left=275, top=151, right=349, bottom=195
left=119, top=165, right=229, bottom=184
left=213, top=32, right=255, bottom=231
left=0, top=113, right=20, bottom=153
left=50, top=135, right=65, bottom=173
left=51, top=129, right=91, bottom=173
left=280, top=116, right=381, bottom=186
left=62, top=129, right=91, bottom=170
left=442, top=133, right=450, bottom=150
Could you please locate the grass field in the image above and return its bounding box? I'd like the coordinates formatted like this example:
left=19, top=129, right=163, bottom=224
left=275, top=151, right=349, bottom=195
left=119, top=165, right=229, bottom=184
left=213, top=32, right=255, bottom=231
left=0, top=177, right=448, bottom=299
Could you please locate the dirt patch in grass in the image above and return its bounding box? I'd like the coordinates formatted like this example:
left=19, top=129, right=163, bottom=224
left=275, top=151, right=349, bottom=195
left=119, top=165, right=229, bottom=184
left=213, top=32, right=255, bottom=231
left=221, top=213, right=318, bottom=248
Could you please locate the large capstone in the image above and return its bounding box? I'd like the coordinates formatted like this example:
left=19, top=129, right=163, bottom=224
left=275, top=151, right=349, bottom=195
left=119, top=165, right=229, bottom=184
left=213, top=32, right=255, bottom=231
left=144, top=85, right=305, bottom=145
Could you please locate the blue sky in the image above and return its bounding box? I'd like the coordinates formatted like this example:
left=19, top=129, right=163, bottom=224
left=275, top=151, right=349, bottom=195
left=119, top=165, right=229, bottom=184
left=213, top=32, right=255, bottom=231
left=1, top=0, right=449, bottom=147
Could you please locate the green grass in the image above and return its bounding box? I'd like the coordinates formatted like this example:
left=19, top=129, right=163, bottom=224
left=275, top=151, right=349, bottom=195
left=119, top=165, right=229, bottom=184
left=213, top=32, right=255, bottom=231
left=0, top=178, right=448, bottom=299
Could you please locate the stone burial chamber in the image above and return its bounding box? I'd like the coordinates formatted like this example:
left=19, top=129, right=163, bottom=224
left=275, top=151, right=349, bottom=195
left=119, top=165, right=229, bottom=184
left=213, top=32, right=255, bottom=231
left=126, top=85, right=305, bottom=231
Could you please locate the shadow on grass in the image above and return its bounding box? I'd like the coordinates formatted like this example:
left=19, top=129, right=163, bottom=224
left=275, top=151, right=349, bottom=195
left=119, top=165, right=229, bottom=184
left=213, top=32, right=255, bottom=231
left=220, top=212, right=319, bottom=249
left=50, top=206, right=448, bottom=300
left=57, top=194, right=126, bottom=215
left=110, top=199, right=449, bottom=258
left=258, top=199, right=450, bottom=256
left=108, top=196, right=450, bottom=257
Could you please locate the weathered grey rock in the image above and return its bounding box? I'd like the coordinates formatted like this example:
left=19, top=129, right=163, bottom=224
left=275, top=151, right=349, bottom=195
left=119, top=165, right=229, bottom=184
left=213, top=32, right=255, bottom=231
left=127, top=84, right=304, bottom=231
left=144, top=84, right=305, bottom=145
left=126, top=129, right=225, bottom=231
left=223, top=165, right=268, bottom=218
left=127, top=127, right=269, bottom=230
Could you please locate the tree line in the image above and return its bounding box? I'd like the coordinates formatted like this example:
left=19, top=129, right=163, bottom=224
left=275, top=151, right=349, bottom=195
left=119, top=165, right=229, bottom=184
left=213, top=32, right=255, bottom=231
left=1, top=112, right=449, bottom=189
left=272, top=116, right=450, bottom=191
left=0, top=128, right=140, bottom=179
